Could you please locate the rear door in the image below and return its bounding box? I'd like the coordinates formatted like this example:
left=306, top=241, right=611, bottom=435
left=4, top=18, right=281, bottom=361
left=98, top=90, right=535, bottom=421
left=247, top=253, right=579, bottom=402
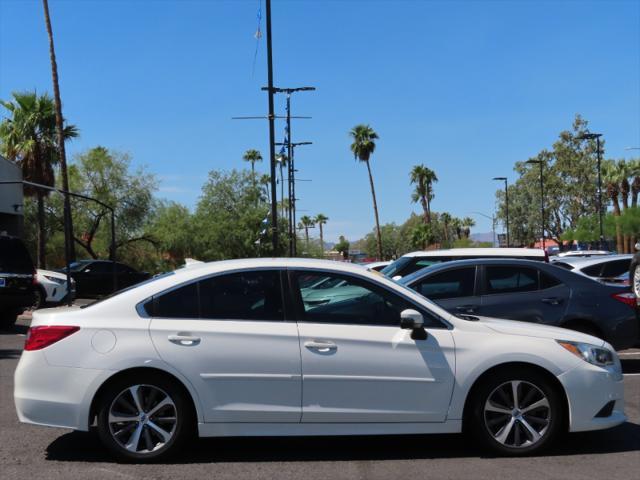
left=148, top=269, right=302, bottom=423
left=478, top=265, right=570, bottom=325
left=409, top=266, right=480, bottom=314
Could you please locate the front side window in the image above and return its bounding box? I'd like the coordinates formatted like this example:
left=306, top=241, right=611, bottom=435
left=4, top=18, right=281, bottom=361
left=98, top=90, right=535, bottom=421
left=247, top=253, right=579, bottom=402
left=293, top=271, right=439, bottom=327
left=485, top=266, right=538, bottom=294
left=412, top=267, right=476, bottom=300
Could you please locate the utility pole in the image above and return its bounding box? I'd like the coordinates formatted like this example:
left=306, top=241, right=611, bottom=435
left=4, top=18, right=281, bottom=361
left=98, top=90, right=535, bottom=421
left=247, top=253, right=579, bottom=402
left=276, top=141, right=312, bottom=256
left=264, top=0, right=279, bottom=253
left=268, top=86, right=315, bottom=256
left=577, top=132, right=604, bottom=249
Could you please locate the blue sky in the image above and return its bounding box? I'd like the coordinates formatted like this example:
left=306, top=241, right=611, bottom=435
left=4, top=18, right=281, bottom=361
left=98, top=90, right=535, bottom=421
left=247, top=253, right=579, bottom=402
left=1, top=0, right=639, bottom=242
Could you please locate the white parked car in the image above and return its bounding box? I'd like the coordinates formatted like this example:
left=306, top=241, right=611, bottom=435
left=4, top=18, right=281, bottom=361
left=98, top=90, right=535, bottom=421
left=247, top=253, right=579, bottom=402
left=35, top=269, right=75, bottom=307
left=15, top=258, right=625, bottom=461
left=552, top=254, right=632, bottom=283
left=556, top=250, right=612, bottom=258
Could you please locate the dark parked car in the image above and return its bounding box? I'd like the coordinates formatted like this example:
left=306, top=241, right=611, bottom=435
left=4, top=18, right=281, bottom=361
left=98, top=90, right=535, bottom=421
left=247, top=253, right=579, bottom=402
left=62, top=260, right=150, bottom=298
left=0, top=235, right=35, bottom=328
left=399, top=258, right=639, bottom=350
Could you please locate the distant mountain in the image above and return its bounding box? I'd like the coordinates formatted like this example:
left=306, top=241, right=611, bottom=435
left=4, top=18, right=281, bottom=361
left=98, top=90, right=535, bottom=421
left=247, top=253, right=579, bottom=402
left=470, top=232, right=496, bottom=245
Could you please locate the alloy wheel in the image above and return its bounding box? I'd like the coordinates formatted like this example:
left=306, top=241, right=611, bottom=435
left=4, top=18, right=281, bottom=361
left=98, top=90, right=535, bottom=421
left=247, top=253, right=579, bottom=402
left=633, top=267, right=640, bottom=298
left=483, top=380, right=551, bottom=448
left=108, top=384, right=178, bottom=454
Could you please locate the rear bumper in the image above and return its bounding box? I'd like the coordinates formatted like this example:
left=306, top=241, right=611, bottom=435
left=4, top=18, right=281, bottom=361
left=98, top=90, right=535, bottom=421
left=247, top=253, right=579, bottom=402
left=14, top=350, right=109, bottom=431
left=558, top=362, right=626, bottom=432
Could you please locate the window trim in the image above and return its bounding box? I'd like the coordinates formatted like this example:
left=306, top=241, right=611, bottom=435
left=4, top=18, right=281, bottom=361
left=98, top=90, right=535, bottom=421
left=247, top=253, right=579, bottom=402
left=287, top=267, right=450, bottom=329
left=136, top=267, right=290, bottom=322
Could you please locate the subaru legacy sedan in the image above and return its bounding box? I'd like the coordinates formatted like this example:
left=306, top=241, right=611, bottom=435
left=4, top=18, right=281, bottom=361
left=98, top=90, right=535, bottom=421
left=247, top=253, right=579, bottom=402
left=15, top=259, right=624, bottom=462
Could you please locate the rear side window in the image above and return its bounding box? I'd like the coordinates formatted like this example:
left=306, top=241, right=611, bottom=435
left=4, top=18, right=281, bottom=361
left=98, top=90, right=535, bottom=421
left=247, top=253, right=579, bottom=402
left=485, top=266, right=538, bottom=294
left=0, top=238, right=33, bottom=273
left=149, top=270, right=284, bottom=321
left=601, top=259, right=631, bottom=278
left=154, top=283, right=199, bottom=318
left=581, top=264, right=603, bottom=277
left=553, top=262, right=574, bottom=270
left=412, top=267, right=476, bottom=300
left=199, top=271, right=284, bottom=321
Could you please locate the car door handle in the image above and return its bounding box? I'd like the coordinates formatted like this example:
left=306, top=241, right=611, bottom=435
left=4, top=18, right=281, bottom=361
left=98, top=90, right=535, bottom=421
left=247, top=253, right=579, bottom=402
left=168, top=334, right=201, bottom=346
left=304, top=340, right=337, bottom=353
left=455, top=305, right=478, bottom=313
left=541, top=297, right=563, bottom=305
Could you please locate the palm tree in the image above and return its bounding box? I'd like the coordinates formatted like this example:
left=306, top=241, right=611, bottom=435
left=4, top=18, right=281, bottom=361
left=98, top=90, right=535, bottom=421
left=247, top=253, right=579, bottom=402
left=42, top=0, right=76, bottom=261
left=0, top=91, right=78, bottom=267
left=461, top=217, right=476, bottom=239
left=349, top=124, right=382, bottom=259
left=243, top=149, right=263, bottom=180
left=298, top=215, right=315, bottom=246
left=440, top=212, right=452, bottom=246
left=409, top=165, right=438, bottom=223
left=259, top=174, right=271, bottom=199
left=315, top=213, right=328, bottom=255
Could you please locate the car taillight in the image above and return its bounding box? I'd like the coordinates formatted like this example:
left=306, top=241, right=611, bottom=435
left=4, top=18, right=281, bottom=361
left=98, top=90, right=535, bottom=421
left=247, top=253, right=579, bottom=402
left=24, top=326, right=80, bottom=351
left=611, top=292, right=637, bottom=309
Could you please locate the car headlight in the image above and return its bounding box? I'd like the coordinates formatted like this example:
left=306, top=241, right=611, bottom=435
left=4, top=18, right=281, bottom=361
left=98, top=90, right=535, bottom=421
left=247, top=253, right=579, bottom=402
left=43, top=275, right=65, bottom=285
left=557, top=340, right=614, bottom=366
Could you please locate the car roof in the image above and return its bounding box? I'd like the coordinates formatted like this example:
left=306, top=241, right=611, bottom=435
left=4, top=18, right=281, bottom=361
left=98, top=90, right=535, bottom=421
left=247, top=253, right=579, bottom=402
left=402, top=248, right=545, bottom=258
left=552, top=254, right=632, bottom=269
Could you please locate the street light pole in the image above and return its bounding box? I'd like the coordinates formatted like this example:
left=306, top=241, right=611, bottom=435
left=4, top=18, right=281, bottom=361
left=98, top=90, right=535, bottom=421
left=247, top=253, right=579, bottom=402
left=526, top=159, right=545, bottom=251
left=470, top=211, right=497, bottom=247
left=493, top=177, right=509, bottom=247
left=577, top=132, right=604, bottom=249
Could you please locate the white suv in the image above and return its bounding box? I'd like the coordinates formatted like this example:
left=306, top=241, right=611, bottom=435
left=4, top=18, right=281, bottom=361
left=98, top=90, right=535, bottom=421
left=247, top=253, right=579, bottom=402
left=382, top=248, right=547, bottom=279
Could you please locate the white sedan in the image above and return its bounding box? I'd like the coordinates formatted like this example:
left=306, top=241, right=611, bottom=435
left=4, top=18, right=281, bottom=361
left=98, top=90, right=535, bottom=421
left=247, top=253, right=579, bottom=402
left=14, top=258, right=625, bottom=461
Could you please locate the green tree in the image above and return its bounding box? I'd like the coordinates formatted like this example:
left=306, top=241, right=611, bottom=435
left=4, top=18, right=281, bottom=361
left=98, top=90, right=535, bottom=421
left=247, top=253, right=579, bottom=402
left=409, top=164, right=438, bottom=223
left=315, top=213, right=328, bottom=255
left=349, top=124, right=383, bottom=259
left=495, top=115, right=600, bottom=246
left=335, top=235, right=350, bottom=259
left=146, top=201, right=195, bottom=269
left=0, top=91, right=78, bottom=267
left=193, top=169, right=272, bottom=260
left=298, top=215, right=315, bottom=246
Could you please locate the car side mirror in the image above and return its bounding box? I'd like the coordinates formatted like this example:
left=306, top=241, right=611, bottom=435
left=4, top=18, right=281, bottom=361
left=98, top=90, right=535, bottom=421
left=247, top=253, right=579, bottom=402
left=635, top=242, right=640, bottom=251
left=400, top=309, right=427, bottom=340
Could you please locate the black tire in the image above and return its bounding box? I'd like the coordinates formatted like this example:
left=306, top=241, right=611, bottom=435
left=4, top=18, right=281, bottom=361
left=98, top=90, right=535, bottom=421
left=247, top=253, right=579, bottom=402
left=96, top=372, right=195, bottom=462
left=33, top=287, right=47, bottom=309
left=468, top=368, right=564, bottom=456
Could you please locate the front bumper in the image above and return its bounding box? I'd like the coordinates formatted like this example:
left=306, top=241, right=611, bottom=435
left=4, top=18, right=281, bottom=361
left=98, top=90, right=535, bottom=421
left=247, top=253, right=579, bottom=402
left=14, top=350, right=109, bottom=431
left=558, top=361, right=626, bottom=432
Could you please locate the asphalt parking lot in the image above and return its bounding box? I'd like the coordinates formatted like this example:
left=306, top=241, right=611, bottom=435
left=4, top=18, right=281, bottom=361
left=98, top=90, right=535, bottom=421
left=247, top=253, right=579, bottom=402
left=1, top=315, right=638, bottom=480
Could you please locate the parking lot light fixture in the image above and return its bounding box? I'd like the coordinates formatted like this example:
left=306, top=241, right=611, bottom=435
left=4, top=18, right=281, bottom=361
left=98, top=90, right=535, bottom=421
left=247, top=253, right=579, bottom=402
left=492, top=177, right=509, bottom=247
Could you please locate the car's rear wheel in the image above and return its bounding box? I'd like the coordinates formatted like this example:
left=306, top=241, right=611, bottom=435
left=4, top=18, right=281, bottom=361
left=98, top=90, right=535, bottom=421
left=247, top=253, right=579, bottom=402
left=633, top=264, right=640, bottom=298
left=469, top=369, right=564, bottom=455
left=96, top=373, right=194, bottom=462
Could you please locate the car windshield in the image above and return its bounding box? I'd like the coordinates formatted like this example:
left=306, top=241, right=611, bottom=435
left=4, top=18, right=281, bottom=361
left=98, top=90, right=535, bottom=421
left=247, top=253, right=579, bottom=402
left=380, top=257, right=413, bottom=277
left=397, top=264, right=440, bottom=286
left=62, top=261, right=94, bottom=272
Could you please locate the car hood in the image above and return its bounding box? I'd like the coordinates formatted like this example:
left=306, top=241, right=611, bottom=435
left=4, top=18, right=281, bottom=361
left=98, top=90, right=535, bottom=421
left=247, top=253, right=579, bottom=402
left=37, top=269, right=67, bottom=280
left=474, top=315, right=606, bottom=346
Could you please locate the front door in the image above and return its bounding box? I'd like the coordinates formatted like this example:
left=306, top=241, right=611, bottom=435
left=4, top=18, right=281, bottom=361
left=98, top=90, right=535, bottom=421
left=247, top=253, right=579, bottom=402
left=409, top=266, right=480, bottom=314
left=149, top=269, right=302, bottom=423
left=291, top=270, right=455, bottom=423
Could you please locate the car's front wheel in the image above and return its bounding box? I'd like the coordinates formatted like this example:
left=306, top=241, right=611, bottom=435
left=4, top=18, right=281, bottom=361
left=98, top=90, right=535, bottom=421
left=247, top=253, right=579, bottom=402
left=632, top=264, right=640, bottom=298
left=469, top=369, right=564, bottom=455
left=96, top=373, right=194, bottom=462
